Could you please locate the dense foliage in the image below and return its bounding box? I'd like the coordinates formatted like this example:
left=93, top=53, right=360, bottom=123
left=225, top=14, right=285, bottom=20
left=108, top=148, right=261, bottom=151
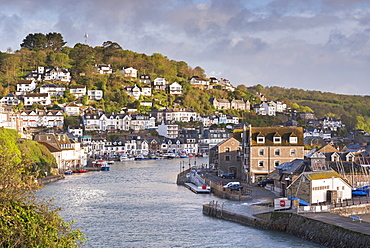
left=252, top=86, right=370, bottom=132
left=0, top=128, right=84, bottom=247
left=0, top=32, right=369, bottom=132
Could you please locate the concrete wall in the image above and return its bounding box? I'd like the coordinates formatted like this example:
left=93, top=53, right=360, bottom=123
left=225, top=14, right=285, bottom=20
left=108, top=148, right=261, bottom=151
left=203, top=203, right=370, bottom=248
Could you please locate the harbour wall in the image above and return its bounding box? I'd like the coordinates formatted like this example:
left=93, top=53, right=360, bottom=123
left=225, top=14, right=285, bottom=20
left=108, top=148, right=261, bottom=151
left=203, top=202, right=370, bottom=248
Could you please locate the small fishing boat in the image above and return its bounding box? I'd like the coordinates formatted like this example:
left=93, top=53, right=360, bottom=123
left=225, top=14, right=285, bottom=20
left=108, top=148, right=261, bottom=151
left=64, top=170, right=73, bottom=175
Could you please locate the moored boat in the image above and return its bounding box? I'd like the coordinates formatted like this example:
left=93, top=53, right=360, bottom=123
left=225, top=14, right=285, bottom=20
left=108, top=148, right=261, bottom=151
left=64, top=170, right=73, bottom=175
left=73, top=169, right=89, bottom=173
left=134, top=154, right=148, bottom=160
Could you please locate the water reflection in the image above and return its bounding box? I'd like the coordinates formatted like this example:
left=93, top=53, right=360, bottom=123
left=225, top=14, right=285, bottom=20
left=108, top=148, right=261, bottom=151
left=39, top=158, right=323, bottom=247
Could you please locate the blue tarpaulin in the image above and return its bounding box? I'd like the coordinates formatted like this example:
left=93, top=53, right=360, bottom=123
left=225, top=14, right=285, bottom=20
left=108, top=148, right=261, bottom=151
left=288, top=197, right=310, bottom=206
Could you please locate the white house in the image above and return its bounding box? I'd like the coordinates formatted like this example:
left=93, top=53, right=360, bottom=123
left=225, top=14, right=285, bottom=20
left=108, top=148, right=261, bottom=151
left=70, top=85, right=87, bottom=99
left=130, top=115, right=156, bottom=130
left=64, top=103, right=81, bottom=117
left=1, top=93, right=20, bottom=106
left=287, top=170, right=352, bottom=204
left=121, top=67, right=138, bottom=78
left=141, top=86, right=152, bottom=97
left=40, top=84, right=66, bottom=96
left=124, top=85, right=141, bottom=99
left=157, top=121, right=179, bottom=138
left=23, top=93, right=51, bottom=106
left=169, top=82, right=183, bottom=95
left=88, top=90, right=103, bottom=100
left=20, top=109, right=64, bottom=128
left=44, top=68, right=71, bottom=82
left=153, top=78, right=168, bottom=91
left=149, top=108, right=197, bottom=123
left=189, top=76, right=210, bottom=86
left=17, top=80, right=37, bottom=94
left=95, top=64, right=112, bottom=74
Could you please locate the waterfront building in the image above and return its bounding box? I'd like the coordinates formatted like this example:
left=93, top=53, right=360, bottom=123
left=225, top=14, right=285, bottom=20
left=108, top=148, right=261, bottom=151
left=34, top=133, right=87, bottom=173
left=235, top=126, right=305, bottom=183
left=209, top=136, right=242, bottom=178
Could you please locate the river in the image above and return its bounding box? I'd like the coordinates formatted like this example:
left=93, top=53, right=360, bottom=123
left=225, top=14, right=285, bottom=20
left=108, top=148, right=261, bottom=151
left=38, top=157, right=324, bottom=247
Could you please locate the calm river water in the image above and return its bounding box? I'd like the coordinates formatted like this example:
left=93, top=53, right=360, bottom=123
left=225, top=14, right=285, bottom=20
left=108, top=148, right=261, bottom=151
left=39, top=158, right=324, bottom=247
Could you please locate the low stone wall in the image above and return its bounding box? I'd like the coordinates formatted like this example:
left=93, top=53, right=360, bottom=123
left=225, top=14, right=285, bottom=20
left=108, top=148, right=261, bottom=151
left=203, top=203, right=370, bottom=248
left=38, top=174, right=64, bottom=184
left=331, top=203, right=370, bottom=216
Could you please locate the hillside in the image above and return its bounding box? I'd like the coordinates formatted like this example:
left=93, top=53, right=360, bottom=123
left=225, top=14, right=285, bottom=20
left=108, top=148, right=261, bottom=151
left=0, top=32, right=369, bottom=133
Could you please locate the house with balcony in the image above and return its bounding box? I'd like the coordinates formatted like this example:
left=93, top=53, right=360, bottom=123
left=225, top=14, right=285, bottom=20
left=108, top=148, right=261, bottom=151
left=20, top=109, right=63, bottom=128
left=169, top=82, right=183, bottom=95
left=64, top=102, right=81, bottom=117
left=40, top=84, right=66, bottom=96
left=16, top=80, right=37, bottom=95
left=149, top=108, right=197, bottom=123
left=189, top=76, right=210, bottom=88
left=70, top=85, right=87, bottom=99
left=88, top=90, right=103, bottom=100
left=130, top=115, right=156, bottom=131
left=157, top=121, right=179, bottom=138
left=23, top=93, right=51, bottom=106
left=153, top=78, right=168, bottom=91
left=44, top=68, right=71, bottom=82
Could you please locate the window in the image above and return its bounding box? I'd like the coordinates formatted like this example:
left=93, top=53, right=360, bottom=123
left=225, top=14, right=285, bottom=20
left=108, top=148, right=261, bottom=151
left=290, top=149, right=296, bottom=156
left=257, top=137, right=265, bottom=143
left=290, top=137, right=298, bottom=143
left=274, top=149, right=280, bottom=156
left=258, top=161, right=264, bottom=167
left=225, top=147, right=230, bottom=152
left=274, top=161, right=280, bottom=167
left=273, top=137, right=281, bottom=143
left=259, top=149, right=264, bottom=156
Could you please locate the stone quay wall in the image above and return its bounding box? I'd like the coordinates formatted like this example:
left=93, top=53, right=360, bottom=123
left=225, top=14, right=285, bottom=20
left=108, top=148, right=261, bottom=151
left=203, top=202, right=370, bottom=248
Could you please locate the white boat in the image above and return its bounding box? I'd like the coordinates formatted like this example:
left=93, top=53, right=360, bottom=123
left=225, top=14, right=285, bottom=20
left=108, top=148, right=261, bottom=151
left=120, top=154, right=134, bottom=161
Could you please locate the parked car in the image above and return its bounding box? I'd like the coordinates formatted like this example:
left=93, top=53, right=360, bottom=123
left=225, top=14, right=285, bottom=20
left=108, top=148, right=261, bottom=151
left=223, top=182, right=243, bottom=190
left=257, top=179, right=274, bottom=187
left=220, top=173, right=235, bottom=179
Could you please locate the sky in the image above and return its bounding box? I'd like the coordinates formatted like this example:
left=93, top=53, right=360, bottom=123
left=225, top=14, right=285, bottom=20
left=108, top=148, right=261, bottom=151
left=1, top=0, right=370, bottom=96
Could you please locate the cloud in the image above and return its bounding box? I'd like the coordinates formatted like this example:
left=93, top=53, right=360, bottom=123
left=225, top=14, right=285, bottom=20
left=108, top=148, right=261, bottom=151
left=1, top=0, right=370, bottom=95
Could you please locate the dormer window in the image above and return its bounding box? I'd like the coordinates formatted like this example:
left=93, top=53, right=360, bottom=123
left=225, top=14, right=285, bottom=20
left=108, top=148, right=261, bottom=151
left=273, top=137, right=281, bottom=143
left=257, top=137, right=265, bottom=143
left=289, top=137, right=298, bottom=144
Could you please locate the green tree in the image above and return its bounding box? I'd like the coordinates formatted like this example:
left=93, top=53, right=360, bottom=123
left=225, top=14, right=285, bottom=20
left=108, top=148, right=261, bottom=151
left=0, top=128, right=84, bottom=247
left=46, top=32, right=67, bottom=51
left=20, top=33, right=48, bottom=51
